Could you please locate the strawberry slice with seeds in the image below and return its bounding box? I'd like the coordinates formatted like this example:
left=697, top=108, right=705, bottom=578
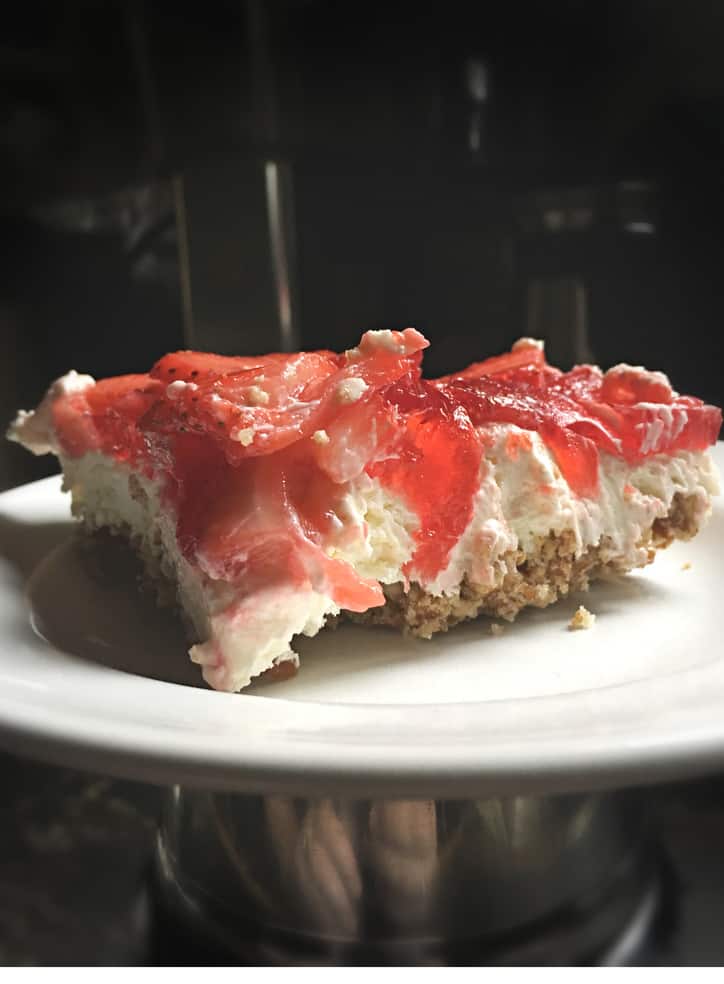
left=141, top=332, right=429, bottom=469
left=151, top=351, right=272, bottom=383
left=437, top=343, right=546, bottom=383
left=53, top=374, right=161, bottom=463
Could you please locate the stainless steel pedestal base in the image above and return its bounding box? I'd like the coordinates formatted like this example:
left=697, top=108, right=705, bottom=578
left=154, top=786, right=656, bottom=965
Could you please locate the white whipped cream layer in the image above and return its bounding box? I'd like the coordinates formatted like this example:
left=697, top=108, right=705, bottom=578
left=327, top=473, right=418, bottom=583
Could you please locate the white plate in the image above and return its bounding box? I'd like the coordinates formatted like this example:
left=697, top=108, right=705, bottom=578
left=0, top=447, right=723, bottom=797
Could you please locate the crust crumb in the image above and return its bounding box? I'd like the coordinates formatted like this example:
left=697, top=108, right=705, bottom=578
left=569, top=605, right=596, bottom=631
left=490, top=622, right=505, bottom=637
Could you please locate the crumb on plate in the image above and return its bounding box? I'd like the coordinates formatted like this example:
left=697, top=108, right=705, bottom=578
left=681, top=561, right=692, bottom=571
left=490, top=622, right=504, bottom=637
left=569, top=605, right=596, bottom=631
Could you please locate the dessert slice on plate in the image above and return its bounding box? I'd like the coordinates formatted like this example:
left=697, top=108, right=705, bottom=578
left=8, top=330, right=721, bottom=692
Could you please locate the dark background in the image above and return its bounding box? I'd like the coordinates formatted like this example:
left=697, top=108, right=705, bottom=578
left=2, top=0, right=724, bottom=489
left=1, top=0, right=724, bottom=965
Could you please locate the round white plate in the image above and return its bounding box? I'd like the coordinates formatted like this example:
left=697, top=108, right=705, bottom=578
left=0, top=447, right=723, bottom=797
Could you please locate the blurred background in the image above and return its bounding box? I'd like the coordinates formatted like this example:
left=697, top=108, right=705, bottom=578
left=2, top=0, right=724, bottom=490
left=2, top=1, right=724, bottom=966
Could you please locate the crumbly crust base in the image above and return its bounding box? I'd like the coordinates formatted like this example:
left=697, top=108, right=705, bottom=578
left=344, top=491, right=702, bottom=638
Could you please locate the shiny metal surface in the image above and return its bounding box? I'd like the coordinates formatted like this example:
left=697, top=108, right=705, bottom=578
left=155, top=787, right=651, bottom=964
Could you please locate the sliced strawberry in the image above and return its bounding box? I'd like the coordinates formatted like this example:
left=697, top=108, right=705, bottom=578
left=610, top=399, right=721, bottom=459
left=151, top=348, right=342, bottom=388
left=674, top=398, right=723, bottom=450
left=53, top=374, right=161, bottom=464
left=52, top=390, right=98, bottom=457
left=151, top=350, right=272, bottom=383
left=141, top=338, right=426, bottom=470
left=142, top=352, right=339, bottom=461
left=437, top=344, right=545, bottom=383
left=553, top=362, right=720, bottom=459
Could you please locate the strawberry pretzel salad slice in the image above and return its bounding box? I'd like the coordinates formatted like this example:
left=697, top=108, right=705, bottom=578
left=8, top=329, right=721, bottom=692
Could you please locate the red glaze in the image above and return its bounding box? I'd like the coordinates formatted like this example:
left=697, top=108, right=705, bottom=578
left=50, top=333, right=722, bottom=599
left=368, top=378, right=482, bottom=579
left=437, top=342, right=546, bottom=382
left=52, top=374, right=162, bottom=466
left=171, top=435, right=383, bottom=612
left=436, top=358, right=721, bottom=497
left=141, top=329, right=428, bottom=466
